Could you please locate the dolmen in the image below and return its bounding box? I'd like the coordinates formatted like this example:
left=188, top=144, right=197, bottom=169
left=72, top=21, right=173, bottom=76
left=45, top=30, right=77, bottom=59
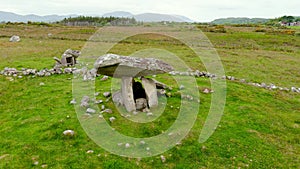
left=94, top=54, right=174, bottom=112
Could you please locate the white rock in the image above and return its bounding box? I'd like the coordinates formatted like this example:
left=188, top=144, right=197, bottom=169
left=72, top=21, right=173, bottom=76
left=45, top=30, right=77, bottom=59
left=179, top=85, right=185, bottom=90
left=109, top=117, right=116, bottom=122
left=103, top=92, right=111, bottom=97
left=95, top=100, right=103, bottom=104
left=125, top=143, right=130, bottom=148
left=9, top=35, right=20, bottom=42
left=101, top=75, right=109, bottom=81
left=39, top=82, right=45, bottom=86
left=86, top=150, right=94, bottom=154
left=70, top=99, right=77, bottom=104
left=86, top=108, right=96, bottom=114
left=160, top=155, right=166, bottom=163
left=63, top=130, right=75, bottom=136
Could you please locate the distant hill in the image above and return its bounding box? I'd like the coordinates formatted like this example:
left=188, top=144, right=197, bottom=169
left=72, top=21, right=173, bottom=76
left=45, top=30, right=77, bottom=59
left=0, top=11, right=77, bottom=22
left=133, top=13, right=193, bottom=22
left=211, top=17, right=270, bottom=25
left=0, top=11, right=194, bottom=23
left=102, top=11, right=194, bottom=22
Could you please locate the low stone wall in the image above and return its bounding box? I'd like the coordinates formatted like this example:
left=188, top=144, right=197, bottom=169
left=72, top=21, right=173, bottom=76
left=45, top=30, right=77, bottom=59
left=1, top=67, right=299, bottom=93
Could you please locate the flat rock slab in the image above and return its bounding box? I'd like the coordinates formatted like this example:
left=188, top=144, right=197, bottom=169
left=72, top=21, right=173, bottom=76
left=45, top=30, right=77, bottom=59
left=121, top=77, right=136, bottom=112
left=142, top=78, right=158, bottom=108
left=94, top=54, right=174, bottom=78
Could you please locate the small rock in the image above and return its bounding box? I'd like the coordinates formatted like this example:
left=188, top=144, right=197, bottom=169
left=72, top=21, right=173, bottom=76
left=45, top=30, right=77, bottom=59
left=160, top=155, right=166, bottom=163
left=80, top=96, right=90, bottom=107
left=109, top=117, right=116, bottom=122
left=86, top=108, right=96, bottom=114
left=80, top=102, right=89, bottom=108
left=291, top=87, right=299, bottom=92
left=101, top=105, right=105, bottom=110
left=86, top=150, right=94, bottom=154
left=146, top=112, right=153, bottom=116
left=240, top=79, right=246, bottom=83
left=179, top=85, right=185, bottom=90
left=9, top=35, right=20, bottom=42
left=103, top=92, right=111, bottom=98
left=41, top=164, right=48, bottom=168
left=100, top=75, right=109, bottom=81
left=81, top=96, right=90, bottom=103
left=102, top=109, right=113, bottom=114
left=70, top=99, right=77, bottom=104
left=95, top=100, right=103, bottom=104
left=202, top=88, right=213, bottom=94
left=39, top=82, right=45, bottom=86
left=125, top=143, right=130, bottom=148
left=33, top=161, right=39, bottom=165
left=94, top=92, right=100, bottom=96
left=140, top=140, right=146, bottom=145
left=63, top=130, right=75, bottom=136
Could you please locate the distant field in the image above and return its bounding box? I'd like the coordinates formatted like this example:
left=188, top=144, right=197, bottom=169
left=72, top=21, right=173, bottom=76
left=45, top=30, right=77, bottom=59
left=0, top=24, right=299, bottom=168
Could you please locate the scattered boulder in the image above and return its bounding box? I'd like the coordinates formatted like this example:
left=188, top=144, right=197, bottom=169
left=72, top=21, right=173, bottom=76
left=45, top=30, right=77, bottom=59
left=160, top=155, right=166, bottom=163
left=103, top=92, right=111, bottom=98
left=179, top=85, right=185, bottom=90
left=125, top=143, right=130, bottom=148
left=101, top=109, right=113, bottom=114
left=109, top=117, right=116, bottom=122
left=9, top=35, right=20, bottom=42
left=86, top=150, right=94, bottom=154
left=101, top=75, right=109, bottom=81
left=63, top=130, right=75, bottom=136
left=86, top=108, right=96, bottom=114
left=80, top=96, right=90, bottom=107
left=70, top=99, right=77, bottom=104
left=202, top=88, right=214, bottom=94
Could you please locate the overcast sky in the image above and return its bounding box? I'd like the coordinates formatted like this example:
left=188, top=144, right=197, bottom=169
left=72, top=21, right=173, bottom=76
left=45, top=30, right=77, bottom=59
left=1, top=0, right=299, bottom=22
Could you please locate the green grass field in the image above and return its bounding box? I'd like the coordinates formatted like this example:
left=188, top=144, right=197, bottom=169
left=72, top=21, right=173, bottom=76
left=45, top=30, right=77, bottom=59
left=0, top=24, right=299, bottom=168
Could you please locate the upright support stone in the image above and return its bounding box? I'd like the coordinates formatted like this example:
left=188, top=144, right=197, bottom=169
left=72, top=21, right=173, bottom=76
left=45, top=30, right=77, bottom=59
left=121, top=77, right=136, bottom=112
left=142, top=78, right=158, bottom=108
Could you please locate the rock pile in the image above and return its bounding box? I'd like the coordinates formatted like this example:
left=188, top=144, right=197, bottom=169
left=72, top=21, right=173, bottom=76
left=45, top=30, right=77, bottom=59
left=0, top=67, right=77, bottom=77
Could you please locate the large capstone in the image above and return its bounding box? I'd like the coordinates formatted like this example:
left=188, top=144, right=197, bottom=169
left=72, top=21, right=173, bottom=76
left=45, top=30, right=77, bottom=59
left=94, top=54, right=174, bottom=78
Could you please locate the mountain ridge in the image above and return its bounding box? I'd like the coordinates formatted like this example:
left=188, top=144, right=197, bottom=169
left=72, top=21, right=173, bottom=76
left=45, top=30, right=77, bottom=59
left=0, top=11, right=194, bottom=23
